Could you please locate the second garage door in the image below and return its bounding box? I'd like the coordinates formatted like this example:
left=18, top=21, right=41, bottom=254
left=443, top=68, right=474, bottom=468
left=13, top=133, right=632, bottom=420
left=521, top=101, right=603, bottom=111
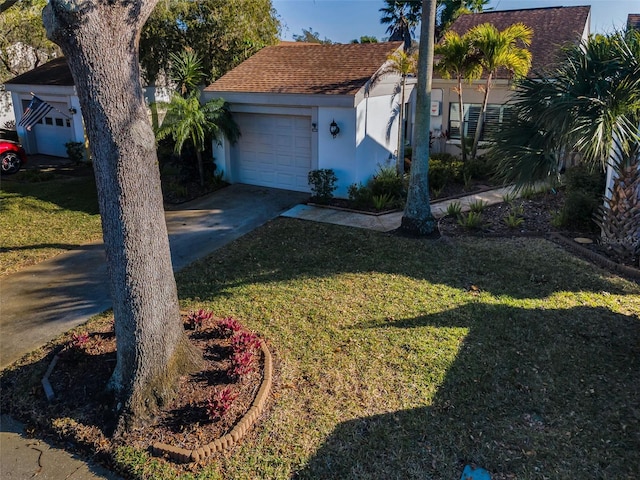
left=231, top=113, right=312, bottom=192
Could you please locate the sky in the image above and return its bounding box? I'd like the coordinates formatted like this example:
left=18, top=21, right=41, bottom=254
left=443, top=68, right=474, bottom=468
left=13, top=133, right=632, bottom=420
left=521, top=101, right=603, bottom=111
left=272, top=0, right=639, bottom=43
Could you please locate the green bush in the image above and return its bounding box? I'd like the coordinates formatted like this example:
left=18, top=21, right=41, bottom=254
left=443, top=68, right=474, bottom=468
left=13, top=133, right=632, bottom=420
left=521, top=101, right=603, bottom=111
left=429, top=157, right=464, bottom=191
left=348, top=183, right=373, bottom=208
left=369, top=166, right=405, bottom=200
left=556, top=165, right=605, bottom=230
left=65, top=141, right=86, bottom=165
left=308, top=169, right=338, bottom=204
left=463, top=155, right=496, bottom=181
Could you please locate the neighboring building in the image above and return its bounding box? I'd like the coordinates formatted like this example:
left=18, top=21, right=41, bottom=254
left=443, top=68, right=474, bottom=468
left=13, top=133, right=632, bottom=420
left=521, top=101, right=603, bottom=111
left=627, top=13, right=640, bottom=31
left=204, top=41, right=410, bottom=196
left=4, top=57, right=169, bottom=158
left=431, top=5, right=591, bottom=155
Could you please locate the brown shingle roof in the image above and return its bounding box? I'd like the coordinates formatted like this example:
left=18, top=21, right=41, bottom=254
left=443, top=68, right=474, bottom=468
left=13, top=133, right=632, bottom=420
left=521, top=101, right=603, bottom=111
left=205, top=42, right=403, bottom=96
left=5, top=57, right=73, bottom=86
left=628, top=14, right=640, bottom=31
left=448, top=5, right=590, bottom=77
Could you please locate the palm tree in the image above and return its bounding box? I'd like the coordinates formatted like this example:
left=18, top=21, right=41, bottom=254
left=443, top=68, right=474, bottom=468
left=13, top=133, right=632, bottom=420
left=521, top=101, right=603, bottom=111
left=379, top=0, right=421, bottom=51
left=170, top=50, right=205, bottom=97
left=434, top=29, right=482, bottom=162
left=400, top=0, right=438, bottom=236
left=156, top=91, right=240, bottom=186
left=370, top=49, right=418, bottom=174
left=491, top=31, right=640, bottom=262
left=437, top=0, right=489, bottom=39
left=467, top=22, right=532, bottom=160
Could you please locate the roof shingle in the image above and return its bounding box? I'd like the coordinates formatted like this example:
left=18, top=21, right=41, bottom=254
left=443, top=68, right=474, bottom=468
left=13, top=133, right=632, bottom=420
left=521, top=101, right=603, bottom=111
left=448, top=5, right=591, bottom=77
left=5, top=57, right=73, bottom=86
left=205, top=42, right=403, bottom=96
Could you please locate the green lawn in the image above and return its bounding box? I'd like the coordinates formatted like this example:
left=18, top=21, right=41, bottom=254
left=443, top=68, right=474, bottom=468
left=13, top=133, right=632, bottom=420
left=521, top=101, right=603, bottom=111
left=116, top=219, right=639, bottom=479
left=0, top=175, right=102, bottom=275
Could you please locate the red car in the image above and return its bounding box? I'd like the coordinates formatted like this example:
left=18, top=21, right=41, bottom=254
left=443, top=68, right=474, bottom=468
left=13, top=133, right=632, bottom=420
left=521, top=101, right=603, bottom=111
left=0, top=139, right=28, bottom=175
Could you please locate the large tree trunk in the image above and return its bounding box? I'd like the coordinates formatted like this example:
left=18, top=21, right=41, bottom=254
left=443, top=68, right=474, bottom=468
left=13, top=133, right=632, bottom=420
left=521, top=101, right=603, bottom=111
left=43, top=0, right=201, bottom=430
left=400, top=0, right=437, bottom=236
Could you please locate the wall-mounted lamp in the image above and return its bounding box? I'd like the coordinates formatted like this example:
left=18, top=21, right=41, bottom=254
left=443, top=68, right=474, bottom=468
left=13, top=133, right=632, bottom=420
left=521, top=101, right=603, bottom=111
left=329, top=119, right=340, bottom=138
left=311, top=122, right=318, bottom=132
left=68, top=107, right=77, bottom=115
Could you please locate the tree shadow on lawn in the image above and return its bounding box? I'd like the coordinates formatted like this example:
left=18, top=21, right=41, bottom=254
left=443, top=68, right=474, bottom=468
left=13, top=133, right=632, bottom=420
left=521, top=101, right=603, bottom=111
left=295, top=303, right=640, bottom=480
left=178, top=219, right=638, bottom=302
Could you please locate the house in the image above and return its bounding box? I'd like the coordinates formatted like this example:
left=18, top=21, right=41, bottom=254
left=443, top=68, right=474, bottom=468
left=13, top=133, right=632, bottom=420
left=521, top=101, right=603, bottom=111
left=203, top=41, right=409, bottom=196
left=431, top=5, right=591, bottom=155
left=4, top=57, right=169, bottom=158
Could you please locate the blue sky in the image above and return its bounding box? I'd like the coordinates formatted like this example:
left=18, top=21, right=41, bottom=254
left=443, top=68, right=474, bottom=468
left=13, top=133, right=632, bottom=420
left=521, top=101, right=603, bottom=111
left=272, top=0, right=639, bottom=43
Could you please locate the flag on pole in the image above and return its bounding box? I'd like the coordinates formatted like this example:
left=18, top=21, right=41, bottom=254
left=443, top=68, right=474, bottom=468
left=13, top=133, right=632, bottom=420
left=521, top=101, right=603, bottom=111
left=18, top=95, right=53, bottom=131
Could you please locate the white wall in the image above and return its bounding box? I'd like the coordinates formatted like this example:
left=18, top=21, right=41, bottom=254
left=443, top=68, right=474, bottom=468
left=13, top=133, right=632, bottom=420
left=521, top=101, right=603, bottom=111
left=316, top=107, right=357, bottom=197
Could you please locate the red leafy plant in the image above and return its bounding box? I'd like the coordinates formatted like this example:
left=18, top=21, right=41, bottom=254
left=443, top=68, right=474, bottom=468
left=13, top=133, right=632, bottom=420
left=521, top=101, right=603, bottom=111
left=216, top=316, right=243, bottom=337
left=206, top=387, right=237, bottom=422
left=70, top=332, right=89, bottom=349
left=230, top=331, right=262, bottom=379
left=186, top=309, right=213, bottom=330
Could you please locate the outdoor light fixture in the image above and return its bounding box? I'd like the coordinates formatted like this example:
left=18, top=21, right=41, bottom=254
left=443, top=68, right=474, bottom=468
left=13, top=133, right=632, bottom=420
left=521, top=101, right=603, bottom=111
left=329, top=119, right=340, bottom=138
left=68, top=107, right=77, bottom=115
left=311, top=122, right=318, bottom=132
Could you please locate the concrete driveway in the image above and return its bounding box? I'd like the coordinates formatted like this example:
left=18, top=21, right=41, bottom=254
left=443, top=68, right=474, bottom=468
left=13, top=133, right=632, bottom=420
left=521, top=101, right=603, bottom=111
left=0, top=184, right=308, bottom=368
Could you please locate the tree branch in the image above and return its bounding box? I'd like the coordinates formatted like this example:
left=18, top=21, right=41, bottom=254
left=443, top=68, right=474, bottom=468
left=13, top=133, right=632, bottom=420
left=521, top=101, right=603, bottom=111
left=0, top=0, right=21, bottom=15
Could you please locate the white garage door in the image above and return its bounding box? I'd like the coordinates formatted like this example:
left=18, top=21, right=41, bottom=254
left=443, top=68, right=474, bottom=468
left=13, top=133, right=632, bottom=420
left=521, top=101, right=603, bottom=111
left=22, top=100, right=74, bottom=157
left=232, top=113, right=312, bottom=192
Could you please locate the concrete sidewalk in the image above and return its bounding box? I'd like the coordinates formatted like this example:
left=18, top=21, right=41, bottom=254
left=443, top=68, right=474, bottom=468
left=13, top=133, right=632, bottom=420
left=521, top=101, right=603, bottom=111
left=282, top=185, right=518, bottom=231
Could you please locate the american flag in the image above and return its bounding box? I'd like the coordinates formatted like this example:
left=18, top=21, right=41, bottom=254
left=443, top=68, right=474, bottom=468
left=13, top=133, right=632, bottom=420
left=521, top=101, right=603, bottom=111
left=18, top=95, right=54, bottom=131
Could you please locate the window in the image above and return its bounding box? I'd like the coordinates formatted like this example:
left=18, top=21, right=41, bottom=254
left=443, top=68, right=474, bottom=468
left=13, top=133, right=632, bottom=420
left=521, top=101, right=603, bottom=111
left=45, top=117, right=53, bottom=125
left=448, top=103, right=512, bottom=141
left=55, top=118, right=64, bottom=127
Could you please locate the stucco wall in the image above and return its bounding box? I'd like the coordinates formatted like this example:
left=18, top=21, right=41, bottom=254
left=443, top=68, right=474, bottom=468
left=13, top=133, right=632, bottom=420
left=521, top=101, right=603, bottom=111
left=317, top=106, right=357, bottom=197
left=432, top=79, right=513, bottom=156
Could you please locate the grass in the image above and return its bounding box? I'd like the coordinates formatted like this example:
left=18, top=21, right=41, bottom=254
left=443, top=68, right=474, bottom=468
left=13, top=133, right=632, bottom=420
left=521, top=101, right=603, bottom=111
left=174, top=220, right=637, bottom=478
left=3, top=215, right=640, bottom=479
left=0, top=175, right=102, bottom=275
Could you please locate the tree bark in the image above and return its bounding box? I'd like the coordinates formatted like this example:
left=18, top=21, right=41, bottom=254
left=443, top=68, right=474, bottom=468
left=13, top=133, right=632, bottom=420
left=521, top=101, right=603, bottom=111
left=43, top=0, right=201, bottom=430
left=471, top=71, right=492, bottom=161
left=400, top=0, right=437, bottom=236
left=457, top=75, right=467, bottom=163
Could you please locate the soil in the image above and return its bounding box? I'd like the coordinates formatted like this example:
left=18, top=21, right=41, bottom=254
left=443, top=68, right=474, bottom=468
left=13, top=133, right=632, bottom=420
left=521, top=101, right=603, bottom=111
left=1, top=315, right=266, bottom=474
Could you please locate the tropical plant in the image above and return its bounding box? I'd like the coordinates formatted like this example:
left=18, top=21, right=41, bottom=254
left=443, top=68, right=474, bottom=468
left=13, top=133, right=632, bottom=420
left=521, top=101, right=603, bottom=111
left=370, top=49, right=418, bottom=174
left=446, top=201, right=463, bottom=217
left=457, top=210, right=484, bottom=229
left=467, top=22, right=533, bottom=160
left=491, top=31, right=640, bottom=261
left=170, top=50, right=204, bottom=97
left=503, top=211, right=524, bottom=228
left=436, top=0, right=489, bottom=39
left=379, top=0, right=422, bottom=51
left=156, top=91, right=240, bottom=186
left=400, top=0, right=438, bottom=236
left=434, top=29, right=483, bottom=162
left=468, top=199, right=487, bottom=213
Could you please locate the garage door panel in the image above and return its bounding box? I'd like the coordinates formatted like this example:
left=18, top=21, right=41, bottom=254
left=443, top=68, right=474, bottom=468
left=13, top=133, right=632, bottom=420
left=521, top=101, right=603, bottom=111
left=232, top=113, right=312, bottom=192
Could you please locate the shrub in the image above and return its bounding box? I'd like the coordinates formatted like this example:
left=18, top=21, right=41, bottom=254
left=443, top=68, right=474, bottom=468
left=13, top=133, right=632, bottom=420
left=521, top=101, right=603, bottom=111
left=504, top=212, right=525, bottom=228
left=185, top=309, right=213, bottom=330
left=446, top=201, right=463, bottom=218
left=457, top=211, right=485, bottom=229
left=348, top=183, right=373, bottom=208
left=463, top=155, right=496, bottom=181
left=308, top=169, right=338, bottom=204
left=369, top=166, right=405, bottom=201
left=216, top=317, right=243, bottom=337
left=429, top=155, right=464, bottom=191
left=65, top=141, right=86, bottom=165
left=206, top=387, right=236, bottom=421
left=556, top=165, right=606, bottom=230
left=469, top=199, right=488, bottom=213
left=372, top=193, right=394, bottom=210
